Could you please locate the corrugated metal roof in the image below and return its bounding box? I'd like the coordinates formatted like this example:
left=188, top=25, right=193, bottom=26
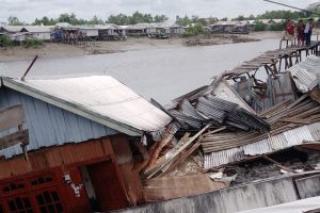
left=22, top=26, right=53, bottom=33
left=2, top=76, right=172, bottom=136
left=214, top=81, right=256, bottom=114
left=0, top=26, right=23, bottom=33
left=204, top=122, right=320, bottom=169
left=289, top=55, right=320, bottom=93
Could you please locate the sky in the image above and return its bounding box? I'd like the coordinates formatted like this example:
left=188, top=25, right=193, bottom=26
left=0, top=0, right=319, bottom=23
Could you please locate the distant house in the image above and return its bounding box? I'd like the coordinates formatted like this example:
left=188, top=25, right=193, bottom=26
left=78, top=25, right=99, bottom=39
left=0, top=75, right=171, bottom=212
left=208, top=21, right=250, bottom=34
left=0, top=26, right=23, bottom=34
left=257, top=19, right=286, bottom=25
left=52, top=24, right=81, bottom=43
left=124, top=23, right=148, bottom=36
left=9, top=32, right=33, bottom=43
left=169, top=23, right=186, bottom=35
left=97, top=24, right=126, bottom=40
left=0, top=25, right=53, bottom=41
left=21, top=26, right=53, bottom=41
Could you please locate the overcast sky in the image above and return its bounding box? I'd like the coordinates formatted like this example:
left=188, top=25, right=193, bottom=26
left=0, top=0, right=319, bottom=23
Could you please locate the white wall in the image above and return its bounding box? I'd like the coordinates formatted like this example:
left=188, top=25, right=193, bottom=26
left=32, top=32, right=51, bottom=40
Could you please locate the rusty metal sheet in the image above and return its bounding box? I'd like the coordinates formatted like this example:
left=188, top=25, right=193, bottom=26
left=204, top=122, right=320, bottom=169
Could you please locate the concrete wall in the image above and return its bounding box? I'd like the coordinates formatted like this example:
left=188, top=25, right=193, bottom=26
left=117, top=173, right=320, bottom=213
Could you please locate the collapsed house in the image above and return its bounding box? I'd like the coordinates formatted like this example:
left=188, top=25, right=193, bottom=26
left=116, top=43, right=320, bottom=213
left=0, top=75, right=171, bottom=212
left=2, top=37, right=320, bottom=213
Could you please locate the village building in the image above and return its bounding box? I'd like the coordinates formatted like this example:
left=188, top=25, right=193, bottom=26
left=97, top=24, right=126, bottom=41
left=0, top=75, right=171, bottom=212
left=208, top=20, right=250, bottom=34
left=78, top=26, right=99, bottom=40
left=21, top=26, right=53, bottom=41
left=0, top=26, right=53, bottom=41
left=169, top=24, right=186, bottom=35
left=124, top=23, right=148, bottom=36
left=0, top=26, right=24, bottom=34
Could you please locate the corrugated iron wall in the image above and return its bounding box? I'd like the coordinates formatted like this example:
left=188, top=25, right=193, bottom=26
left=0, top=88, right=118, bottom=158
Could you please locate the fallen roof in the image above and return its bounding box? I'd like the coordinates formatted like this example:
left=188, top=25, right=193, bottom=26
left=1, top=76, right=172, bottom=136
left=289, top=55, right=320, bottom=93
left=203, top=122, right=320, bottom=169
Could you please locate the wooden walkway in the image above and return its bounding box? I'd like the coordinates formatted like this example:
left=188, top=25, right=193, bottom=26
left=224, top=41, right=320, bottom=79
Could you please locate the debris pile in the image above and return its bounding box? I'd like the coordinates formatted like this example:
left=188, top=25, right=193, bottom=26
left=140, top=55, right=320, bottom=202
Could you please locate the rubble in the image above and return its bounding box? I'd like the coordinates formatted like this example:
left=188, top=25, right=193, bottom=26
left=138, top=51, right=320, bottom=204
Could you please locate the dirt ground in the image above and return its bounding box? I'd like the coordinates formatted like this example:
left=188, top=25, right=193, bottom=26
left=0, top=31, right=283, bottom=62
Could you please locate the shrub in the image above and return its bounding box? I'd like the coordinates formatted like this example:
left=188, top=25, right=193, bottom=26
left=254, top=21, right=267, bottom=31
left=269, top=22, right=286, bottom=31
left=0, top=34, right=13, bottom=47
left=183, top=23, right=204, bottom=37
left=23, top=38, right=43, bottom=48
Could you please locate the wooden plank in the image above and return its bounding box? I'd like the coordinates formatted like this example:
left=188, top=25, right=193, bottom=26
left=145, top=124, right=211, bottom=179
left=159, top=142, right=201, bottom=177
left=0, top=130, right=28, bottom=150
left=0, top=105, right=25, bottom=130
left=143, top=174, right=227, bottom=202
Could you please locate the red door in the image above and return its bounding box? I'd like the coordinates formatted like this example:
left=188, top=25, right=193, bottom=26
left=87, top=160, right=128, bottom=211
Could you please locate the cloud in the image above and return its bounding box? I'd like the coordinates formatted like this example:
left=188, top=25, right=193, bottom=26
left=0, top=0, right=319, bottom=23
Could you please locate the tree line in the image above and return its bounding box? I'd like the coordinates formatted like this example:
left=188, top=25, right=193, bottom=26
left=6, top=9, right=318, bottom=27
left=7, top=12, right=168, bottom=26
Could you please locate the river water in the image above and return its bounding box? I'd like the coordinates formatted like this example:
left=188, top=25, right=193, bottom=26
left=0, top=39, right=279, bottom=104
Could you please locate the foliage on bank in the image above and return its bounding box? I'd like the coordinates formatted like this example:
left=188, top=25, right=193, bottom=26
left=0, top=35, right=43, bottom=48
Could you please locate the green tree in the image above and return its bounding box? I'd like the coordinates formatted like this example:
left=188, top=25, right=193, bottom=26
left=33, top=16, right=56, bottom=25
left=183, top=23, right=204, bottom=36
left=88, top=15, right=104, bottom=25
left=107, top=14, right=128, bottom=25
left=257, top=10, right=306, bottom=20
left=254, top=21, right=267, bottom=31
left=0, top=34, right=13, bottom=47
left=176, top=16, right=192, bottom=26
left=154, top=15, right=168, bottom=23
left=57, top=13, right=79, bottom=25
left=234, top=15, right=245, bottom=21
left=8, top=16, right=23, bottom=25
left=107, top=12, right=168, bottom=25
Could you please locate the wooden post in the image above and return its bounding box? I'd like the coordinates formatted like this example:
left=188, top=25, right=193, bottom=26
left=21, top=55, right=38, bottom=81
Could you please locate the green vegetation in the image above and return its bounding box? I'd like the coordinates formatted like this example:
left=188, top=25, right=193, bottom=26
left=256, top=10, right=306, bottom=20
left=183, top=23, right=204, bottom=37
left=23, top=38, right=43, bottom=48
left=268, top=21, right=286, bottom=31
left=233, top=10, right=308, bottom=21
left=31, top=12, right=168, bottom=26
left=176, top=15, right=217, bottom=26
left=33, top=13, right=105, bottom=25
left=3, top=8, right=318, bottom=37
left=107, top=12, right=168, bottom=25
left=7, top=16, right=24, bottom=25
left=254, top=21, right=268, bottom=32
left=0, top=35, right=13, bottom=47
